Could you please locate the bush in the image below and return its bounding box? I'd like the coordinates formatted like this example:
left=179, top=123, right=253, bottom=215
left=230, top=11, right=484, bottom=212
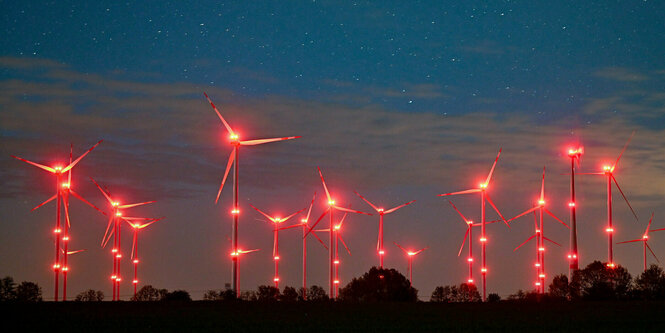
left=162, top=290, right=191, bottom=301
left=0, top=276, right=17, bottom=301
left=256, top=285, right=280, bottom=302
left=280, top=286, right=298, bottom=302
left=430, top=283, right=480, bottom=302
left=132, top=285, right=168, bottom=301
left=633, top=264, right=665, bottom=299
left=16, top=281, right=42, bottom=302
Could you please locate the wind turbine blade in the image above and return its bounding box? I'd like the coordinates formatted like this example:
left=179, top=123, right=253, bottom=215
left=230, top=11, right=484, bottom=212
left=11, top=155, right=56, bottom=173
left=317, top=167, right=331, bottom=202
left=646, top=243, right=660, bottom=263
left=101, top=216, right=114, bottom=247
left=70, top=189, right=105, bottom=215
left=448, top=200, right=470, bottom=224
left=613, top=131, right=635, bottom=169
left=131, top=231, right=137, bottom=259
left=533, top=211, right=538, bottom=230
left=353, top=191, right=379, bottom=212
left=119, top=201, right=155, bottom=209
left=203, top=92, right=235, bottom=135
left=650, top=227, right=665, bottom=232
left=338, top=212, right=349, bottom=228
left=62, top=140, right=103, bottom=173
left=616, top=239, right=642, bottom=244
left=540, top=167, right=545, bottom=202
left=241, top=249, right=260, bottom=254
left=508, top=206, right=538, bottom=224
left=458, top=228, right=470, bottom=256
left=334, top=205, right=372, bottom=216
left=310, top=230, right=328, bottom=250
left=438, top=189, right=481, bottom=196
left=90, top=177, right=114, bottom=205
left=514, top=234, right=537, bottom=251
left=611, top=175, right=639, bottom=222
left=414, top=247, right=429, bottom=255
left=384, top=200, right=416, bottom=214
left=485, top=193, right=509, bottom=227
left=304, top=192, right=316, bottom=222
left=67, top=249, right=86, bottom=255
left=63, top=196, right=71, bottom=228
left=545, top=209, right=569, bottom=228
left=543, top=236, right=562, bottom=247
left=240, top=136, right=301, bottom=146
left=68, top=144, right=72, bottom=185
left=215, top=148, right=236, bottom=204
left=278, top=224, right=303, bottom=231
left=137, top=219, right=160, bottom=229
left=577, top=172, right=604, bottom=175
left=304, top=207, right=330, bottom=238
left=339, top=235, right=351, bottom=255
left=31, top=194, right=57, bottom=211
left=393, top=242, right=408, bottom=254
left=280, top=207, right=308, bottom=223
left=485, top=148, right=502, bottom=185
left=645, top=212, right=655, bottom=235
left=248, top=203, right=275, bottom=222
left=273, top=231, right=277, bottom=257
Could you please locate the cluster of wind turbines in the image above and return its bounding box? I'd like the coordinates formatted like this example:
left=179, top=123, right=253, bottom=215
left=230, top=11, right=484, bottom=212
left=203, top=93, right=663, bottom=302
left=12, top=142, right=163, bottom=301
left=11, top=92, right=663, bottom=302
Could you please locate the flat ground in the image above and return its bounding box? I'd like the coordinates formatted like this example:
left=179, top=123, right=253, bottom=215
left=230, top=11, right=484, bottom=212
left=3, top=300, right=664, bottom=332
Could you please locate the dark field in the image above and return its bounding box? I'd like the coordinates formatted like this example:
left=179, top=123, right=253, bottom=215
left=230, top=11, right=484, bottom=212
left=3, top=300, right=664, bottom=332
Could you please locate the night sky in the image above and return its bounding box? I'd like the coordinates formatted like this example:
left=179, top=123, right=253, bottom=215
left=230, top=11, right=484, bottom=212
left=1, top=1, right=664, bottom=300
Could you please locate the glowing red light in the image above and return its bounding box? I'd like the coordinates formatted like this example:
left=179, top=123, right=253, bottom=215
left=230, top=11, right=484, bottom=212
left=538, top=199, right=545, bottom=206
left=133, top=280, right=138, bottom=284
left=111, top=275, right=116, bottom=279
left=116, top=278, right=122, bottom=282
left=481, top=267, right=487, bottom=273
left=333, top=280, right=340, bottom=284
left=606, top=228, right=614, bottom=233
left=334, top=260, right=340, bottom=265
left=231, top=208, right=240, bottom=215
left=569, top=202, right=576, bottom=207
left=62, top=236, right=69, bottom=241
left=274, top=277, right=280, bottom=282
left=62, top=267, right=68, bottom=272
left=480, top=237, right=487, bottom=242
left=539, top=274, right=545, bottom=278
left=133, top=259, right=139, bottom=264
left=274, top=256, right=280, bottom=260
left=535, top=282, right=541, bottom=286
left=230, top=252, right=238, bottom=257
left=607, top=263, right=615, bottom=268
left=116, top=254, right=122, bottom=258
left=112, top=202, right=119, bottom=207
left=535, top=263, right=541, bottom=267
left=467, top=279, right=474, bottom=283
left=466, top=220, right=473, bottom=225
left=643, top=235, right=648, bottom=239
left=61, top=183, right=70, bottom=188
left=115, top=212, right=122, bottom=217
left=230, top=133, right=239, bottom=141
left=538, top=247, right=545, bottom=252
left=568, top=254, right=572, bottom=259
left=479, top=183, right=488, bottom=189
left=112, top=248, right=118, bottom=253
left=603, top=165, right=612, bottom=172
left=301, top=218, right=307, bottom=223
left=408, top=252, right=416, bottom=256
left=54, top=228, right=61, bottom=234
left=467, top=257, right=473, bottom=262
left=328, top=199, right=335, bottom=206
left=536, top=229, right=541, bottom=233
left=378, top=250, right=385, bottom=255
left=378, top=208, right=384, bottom=212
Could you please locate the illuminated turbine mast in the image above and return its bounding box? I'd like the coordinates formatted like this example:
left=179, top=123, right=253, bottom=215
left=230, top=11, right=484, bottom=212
left=204, top=92, right=300, bottom=297
left=566, top=146, right=583, bottom=278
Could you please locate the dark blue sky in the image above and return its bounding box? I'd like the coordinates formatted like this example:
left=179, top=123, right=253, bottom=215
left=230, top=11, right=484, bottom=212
left=1, top=1, right=664, bottom=300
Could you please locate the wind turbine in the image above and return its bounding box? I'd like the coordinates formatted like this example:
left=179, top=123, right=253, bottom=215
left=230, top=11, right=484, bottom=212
left=393, top=242, right=428, bottom=285
left=447, top=201, right=500, bottom=286
left=277, top=193, right=328, bottom=298
left=354, top=191, right=415, bottom=268
left=90, top=178, right=155, bottom=301
left=617, top=213, right=663, bottom=271
left=579, top=132, right=639, bottom=268
left=125, top=217, right=164, bottom=298
left=306, top=167, right=372, bottom=298
left=204, top=92, right=300, bottom=297
left=509, top=167, right=568, bottom=293
left=12, top=140, right=102, bottom=301
left=249, top=203, right=305, bottom=288
left=438, top=149, right=509, bottom=301
left=566, top=145, right=583, bottom=278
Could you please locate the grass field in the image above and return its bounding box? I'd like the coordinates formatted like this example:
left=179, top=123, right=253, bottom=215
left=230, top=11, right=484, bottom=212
left=3, top=300, right=664, bottom=332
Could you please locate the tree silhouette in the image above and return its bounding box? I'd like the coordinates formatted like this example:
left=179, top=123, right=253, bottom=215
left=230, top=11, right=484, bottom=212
left=305, top=285, right=329, bottom=301
left=575, top=261, right=632, bottom=300
left=0, top=276, right=17, bottom=301
left=280, top=286, right=298, bottom=302
left=487, top=293, right=501, bottom=302
left=634, top=264, right=665, bottom=300
left=16, top=281, right=42, bottom=302
left=74, top=289, right=104, bottom=302
left=162, top=290, right=191, bottom=301
left=132, top=285, right=168, bottom=301
left=548, top=274, right=570, bottom=299
left=430, top=283, right=480, bottom=302
left=256, top=285, right=280, bottom=302
left=339, top=267, right=417, bottom=302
